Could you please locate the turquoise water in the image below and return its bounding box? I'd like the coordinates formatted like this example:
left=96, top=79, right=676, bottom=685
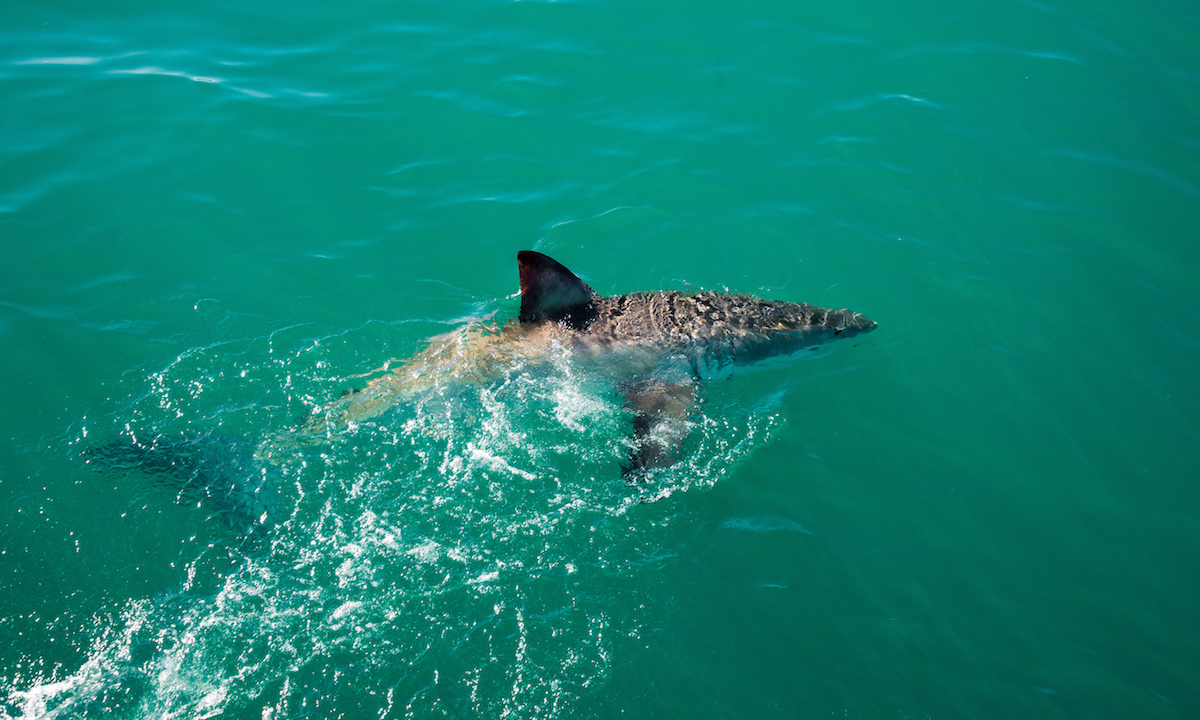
left=3, top=0, right=1199, bottom=716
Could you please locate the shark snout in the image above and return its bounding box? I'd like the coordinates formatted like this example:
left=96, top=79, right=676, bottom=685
left=833, top=310, right=877, bottom=336
left=853, top=312, right=877, bottom=332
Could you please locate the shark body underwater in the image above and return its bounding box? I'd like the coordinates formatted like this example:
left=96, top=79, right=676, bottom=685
left=90, top=251, right=876, bottom=531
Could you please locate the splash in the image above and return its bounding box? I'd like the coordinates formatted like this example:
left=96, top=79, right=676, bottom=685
left=5, top=323, right=783, bottom=718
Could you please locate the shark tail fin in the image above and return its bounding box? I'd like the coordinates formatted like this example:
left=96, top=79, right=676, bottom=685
left=85, top=432, right=276, bottom=538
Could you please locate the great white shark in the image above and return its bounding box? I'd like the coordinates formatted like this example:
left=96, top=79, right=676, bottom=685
left=88, top=250, right=876, bottom=532
left=309, top=251, right=877, bottom=474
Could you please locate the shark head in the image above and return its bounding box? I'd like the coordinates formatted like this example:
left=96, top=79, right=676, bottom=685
left=711, top=296, right=878, bottom=365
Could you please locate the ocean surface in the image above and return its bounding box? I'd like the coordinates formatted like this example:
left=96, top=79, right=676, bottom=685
left=2, top=0, right=1198, bottom=717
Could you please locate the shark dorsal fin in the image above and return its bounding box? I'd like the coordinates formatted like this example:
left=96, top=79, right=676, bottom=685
left=517, top=251, right=600, bottom=329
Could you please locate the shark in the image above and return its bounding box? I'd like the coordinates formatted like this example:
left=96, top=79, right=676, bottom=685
left=309, top=250, right=877, bottom=475
left=87, top=250, right=876, bottom=536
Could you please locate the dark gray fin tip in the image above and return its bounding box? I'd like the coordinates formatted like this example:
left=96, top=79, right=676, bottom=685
left=517, top=251, right=601, bottom=330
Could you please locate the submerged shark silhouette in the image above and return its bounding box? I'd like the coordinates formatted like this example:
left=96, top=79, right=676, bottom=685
left=313, top=251, right=876, bottom=475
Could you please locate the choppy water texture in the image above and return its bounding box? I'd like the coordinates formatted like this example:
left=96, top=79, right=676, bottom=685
left=3, top=0, right=1199, bottom=718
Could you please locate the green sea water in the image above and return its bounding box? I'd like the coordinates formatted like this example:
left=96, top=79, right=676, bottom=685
left=3, top=0, right=1199, bottom=717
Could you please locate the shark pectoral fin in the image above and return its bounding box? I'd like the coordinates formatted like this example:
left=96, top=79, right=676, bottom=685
left=622, top=379, right=698, bottom=481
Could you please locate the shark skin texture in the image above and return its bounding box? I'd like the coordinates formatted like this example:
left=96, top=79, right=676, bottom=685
left=314, top=251, right=877, bottom=478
